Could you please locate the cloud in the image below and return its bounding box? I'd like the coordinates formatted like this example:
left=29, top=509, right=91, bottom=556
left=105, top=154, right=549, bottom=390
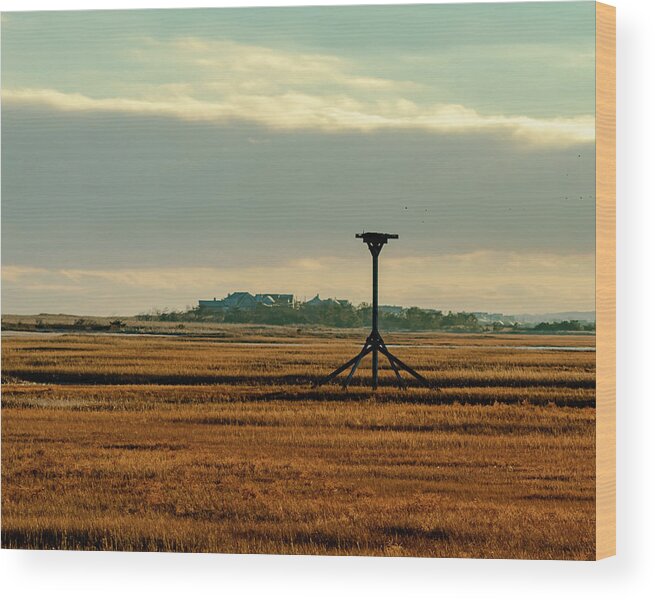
left=163, top=37, right=414, bottom=93
left=2, top=86, right=593, bottom=146
left=2, top=37, right=593, bottom=146
left=2, top=251, right=594, bottom=315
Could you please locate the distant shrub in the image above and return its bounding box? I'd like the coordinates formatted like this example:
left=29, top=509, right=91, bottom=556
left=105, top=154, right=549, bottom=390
left=533, top=320, right=595, bottom=332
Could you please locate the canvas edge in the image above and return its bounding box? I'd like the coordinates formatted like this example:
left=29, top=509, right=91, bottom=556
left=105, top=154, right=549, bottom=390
left=595, top=0, right=616, bottom=561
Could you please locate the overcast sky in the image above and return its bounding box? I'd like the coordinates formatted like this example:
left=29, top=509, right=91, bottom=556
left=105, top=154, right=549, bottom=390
left=1, top=3, right=596, bottom=315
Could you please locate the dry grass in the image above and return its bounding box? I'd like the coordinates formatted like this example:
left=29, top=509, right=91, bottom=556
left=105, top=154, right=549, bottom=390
left=1, top=330, right=595, bottom=558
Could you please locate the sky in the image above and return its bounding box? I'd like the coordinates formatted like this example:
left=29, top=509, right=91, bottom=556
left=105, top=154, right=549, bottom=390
left=1, top=3, right=596, bottom=316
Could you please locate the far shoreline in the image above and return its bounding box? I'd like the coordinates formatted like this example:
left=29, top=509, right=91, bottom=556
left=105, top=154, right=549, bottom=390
left=1, top=313, right=596, bottom=344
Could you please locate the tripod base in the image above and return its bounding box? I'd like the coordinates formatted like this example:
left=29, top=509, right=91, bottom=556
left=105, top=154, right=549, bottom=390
left=316, top=331, right=429, bottom=389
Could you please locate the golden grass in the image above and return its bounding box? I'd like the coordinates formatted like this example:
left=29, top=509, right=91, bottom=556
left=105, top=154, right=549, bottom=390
left=1, top=331, right=595, bottom=558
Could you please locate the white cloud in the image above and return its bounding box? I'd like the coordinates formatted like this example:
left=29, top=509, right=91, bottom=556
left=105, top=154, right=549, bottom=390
left=2, top=38, right=594, bottom=146
left=166, top=37, right=413, bottom=93
left=2, top=86, right=593, bottom=146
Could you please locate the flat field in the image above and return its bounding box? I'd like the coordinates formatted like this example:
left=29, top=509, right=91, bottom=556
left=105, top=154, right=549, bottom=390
left=1, top=329, right=596, bottom=558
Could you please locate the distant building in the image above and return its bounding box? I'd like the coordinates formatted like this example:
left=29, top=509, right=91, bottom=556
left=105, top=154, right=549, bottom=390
left=254, top=293, right=294, bottom=307
left=380, top=305, right=404, bottom=315
left=473, top=311, right=516, bottom=324
left=305, top=294, right=350, bottom=308
left=199, top=292, right=294, bottom=311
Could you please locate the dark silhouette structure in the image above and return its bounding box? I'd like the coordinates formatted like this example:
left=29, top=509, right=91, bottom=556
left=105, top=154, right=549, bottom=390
left=316, top=232, right=430, bottom=389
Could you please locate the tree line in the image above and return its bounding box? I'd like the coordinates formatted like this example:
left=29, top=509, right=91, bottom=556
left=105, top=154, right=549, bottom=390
left=532, top=320, right=595, bottom=332
left=137, top=305, right=595, bottom=332
left=138, top=303, right=483, bottom=331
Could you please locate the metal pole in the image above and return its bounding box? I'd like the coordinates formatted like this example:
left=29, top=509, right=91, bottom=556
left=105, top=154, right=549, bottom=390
left=372, top=249, right=379, bottom=333
left=371, top=247, right=379, bottom=388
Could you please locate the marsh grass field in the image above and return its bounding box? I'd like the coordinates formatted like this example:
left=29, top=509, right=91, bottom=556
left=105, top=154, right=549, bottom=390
left=1, top=326, right=596, bottom=559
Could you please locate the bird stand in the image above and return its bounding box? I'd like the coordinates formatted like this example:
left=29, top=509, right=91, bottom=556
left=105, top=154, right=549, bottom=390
left=316, top=232, right=430, bottom=390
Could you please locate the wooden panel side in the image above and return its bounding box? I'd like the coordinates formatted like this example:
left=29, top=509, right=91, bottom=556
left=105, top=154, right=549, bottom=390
left=595, top=1, right=616, bottom=561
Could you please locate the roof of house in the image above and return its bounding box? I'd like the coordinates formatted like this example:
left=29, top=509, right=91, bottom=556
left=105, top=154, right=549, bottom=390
left=254, top=293, right=293, bottom=304
left=306, top=294, right=342, bottom=307
left=201, top=291, right=296, bottom=309
left=223, top=292, right=257, bottom=308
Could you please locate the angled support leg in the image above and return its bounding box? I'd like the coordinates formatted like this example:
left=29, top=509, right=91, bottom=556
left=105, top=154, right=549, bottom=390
left=383, top=350, right=406, bottom=388
left=342, top=344, right=372, bottom=388
left=316, top=328, right=431, bottom=389
left=316, top=343, right=371, bottom=387
left=378, top=345, right=430, bottom=387
left=379, top=340, right=405, bottom=389
left=315, top=352, right=363, bottom=387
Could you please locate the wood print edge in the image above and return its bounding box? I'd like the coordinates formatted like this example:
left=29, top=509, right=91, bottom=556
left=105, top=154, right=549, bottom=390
left=595, top=1, right=616, bottom=560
